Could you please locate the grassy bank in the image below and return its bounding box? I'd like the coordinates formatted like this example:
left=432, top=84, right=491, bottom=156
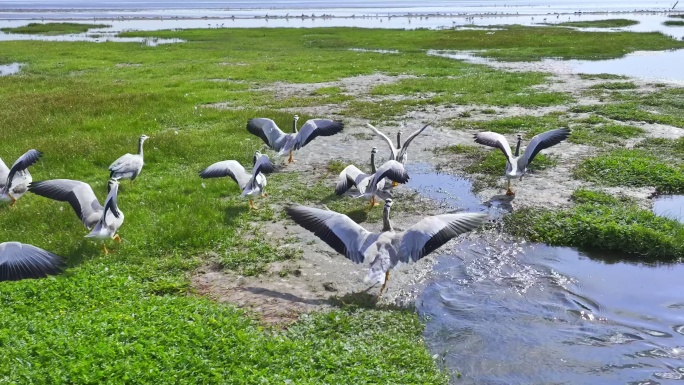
left=506, top=189, right=684, bottom=260
left=2, top=25, right=683, bottom=382
left=556, top=19, right=639, bottom=28
left=1, top=22, right=110, bottom=35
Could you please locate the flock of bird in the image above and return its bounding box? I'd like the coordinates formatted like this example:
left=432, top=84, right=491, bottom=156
left=0, top=115, right=571, bottom=294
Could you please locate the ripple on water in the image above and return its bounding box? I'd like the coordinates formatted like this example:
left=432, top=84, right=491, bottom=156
left=419, top=238, right=684, bottom=384
left=0, top=63, right=22, bottom=76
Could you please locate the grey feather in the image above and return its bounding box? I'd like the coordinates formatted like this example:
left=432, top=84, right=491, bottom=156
left=0, top=242, right=65, bottom=282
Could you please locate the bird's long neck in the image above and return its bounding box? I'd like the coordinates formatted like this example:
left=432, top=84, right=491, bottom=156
left=292, top=117, right=298, bottom=133
left=382, top=205, right=392, bottom=232
left=370, top=152, right=377, bottom=173
left=138, top=138, right=145, bottom=157
left=396, top=132, right=402, bottom=149
left=514, top=136, right=522, bottom=157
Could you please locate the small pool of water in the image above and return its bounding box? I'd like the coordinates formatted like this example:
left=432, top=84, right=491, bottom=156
left=0, top=62, right=22, bottom=76
left=652, top=195, right=684, bottom=223
left=419, top=240, right=684, bottom=384
left=405, top=163, right=511, bottom=218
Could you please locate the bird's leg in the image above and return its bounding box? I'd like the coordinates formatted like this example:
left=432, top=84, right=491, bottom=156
left=102, top=242, right=109, bottom=255
left=9, top=195, right=17, bottom=207
left=262, top=189, right=268, bottom=197
left=505, top=179, right=515, bottom=196
left=392, top=181, right=399, bottom=187
left=379, top=271, right=391, bottom=296
left=249, top=199, right=259, bottom=210
left=287, top=150, right=294, bottom=164
left=367, top=195, right=376, bottom=209
left=113, top=234, right=122, bottom=243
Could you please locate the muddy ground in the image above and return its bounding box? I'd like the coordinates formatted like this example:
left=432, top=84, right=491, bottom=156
left=193, top=59, right=682, bottom=325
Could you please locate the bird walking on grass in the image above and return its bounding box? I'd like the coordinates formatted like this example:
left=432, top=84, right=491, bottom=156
left=285, top=199, right=487, bottom=295
left=108, top=134, right=149, bottom=182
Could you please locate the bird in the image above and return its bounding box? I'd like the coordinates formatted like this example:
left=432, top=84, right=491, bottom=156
left=0, top=149, right=42, bottom=206
left=335, top=148, right=409, bottom=208
left=246, top=116, right=344, bottom=163
left=367, top=122, right=430, bottom=185
left=474, top=128, right=571, bottom=195
left=0, top=242, right=65, bottom=282
left=28, top=178, right=124, bottom=254
left=199, top=151, right=275, bottom=210
left=285, top=199, right=487, bottom=295
left=108, top=134, right=149, bottom=181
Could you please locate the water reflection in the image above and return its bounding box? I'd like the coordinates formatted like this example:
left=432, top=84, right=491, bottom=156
left=0, top=62, right=22, bottom=76
left=652, top=195, right=684, bottom=223
left=419, top=240, right=684, bottom=384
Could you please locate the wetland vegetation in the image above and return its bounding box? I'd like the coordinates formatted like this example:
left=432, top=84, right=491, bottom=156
left=2, top=23, right=684, bottom=383
left=0, top=22, right=110, bottom=35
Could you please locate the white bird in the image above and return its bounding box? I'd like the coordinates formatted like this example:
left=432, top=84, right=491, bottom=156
left=335, top=148, right=409, bottom=208
left=29, top=178, right=124, bottom=254
left=0, top=149, right=42, bottom=206
left=367, top=122, right=431, bottom=164
left=108, top=134, right=149, bottom=181
left=199, top=151, right=275, bottom=210
left=0, top=242, right=65, bottom=281
left=247, top=116, right=344, bottom=163
left=474, top=128, right=571, bottom=195
left=285, top=199, right=487, bottom=294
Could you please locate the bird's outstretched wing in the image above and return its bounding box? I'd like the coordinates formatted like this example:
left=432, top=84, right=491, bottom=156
left=474, top=132, right=513, bottom=164
left=246, top=118, right=288, bottom=150
left=366, top=123, right=398, bottom=160
left=285, top=204, right=374, bottom=264
left=5, top=149, right=42, bottom=188
left=521, top=128, right=571, bottom=167
left=199, top=160, right=251, bottom=190
left=294, top=119, right=344, bottom=150
left=397, top=122, right=431, bottom=160
left=367, top=160, right=409, bottom=192
left=399, top=213, right=488, bottom=263
left=29, top=179, right=103, bottom=228
left=0, top=242, right=65, bottom=282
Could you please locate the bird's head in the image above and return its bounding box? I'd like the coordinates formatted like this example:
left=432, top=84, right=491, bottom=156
left=140, top=134, right=150, bottom=142
left=384, top=198, right=393, bottom=208
left=107, top=177, right=120, bottom=193
left=371, top=147, right=378, bottom=154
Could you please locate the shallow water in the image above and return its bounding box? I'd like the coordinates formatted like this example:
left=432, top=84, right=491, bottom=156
left=430, top=48, right=684, bottom=83
left=405, top=163, right=511, bottom=218
left=419, top=240, right=684, bottom=384
left=652, top=195, right=684, bottom=223
left=0, top=62, right=22, bottom=76
left=406, top=164, right=684, bottom=384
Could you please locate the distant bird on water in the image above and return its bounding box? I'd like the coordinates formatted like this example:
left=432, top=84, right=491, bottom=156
left=29, top=178, right=124, bottom=254
left=0, top=242, right=65, bottom=282
left=285, top=199, right=487, bottom=295
left=0, top=149, right=42, bottom=206
left=109, top=134, right=149, bottom=181
left=200, top=151, right=275, bottom=210
left=474, top=128, right=571, bottom=195
left=247, top=116, right=344, bottom=163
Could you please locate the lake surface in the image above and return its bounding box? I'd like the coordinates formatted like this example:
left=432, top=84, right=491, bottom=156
left=406, top=165, right=684, bottom=384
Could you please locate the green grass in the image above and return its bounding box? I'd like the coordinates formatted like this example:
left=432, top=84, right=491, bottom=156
left=572, top=88, right=684, bottom=128
left=664, top=20, right=684, bottom=26
left=0, top=22, right=110, bottom=35
left=506, top=189, right=684, bottom=260
left=670, top=14, right=684, bottom=19
left=589, top=81, right=638, bottom=90
left=556, top=19, right=639, bottom=28
left=574, top=148, right=684, bottom=193
left=578, top=73, right=629, bottom=80
left=120, top=25, right=684, bottom=62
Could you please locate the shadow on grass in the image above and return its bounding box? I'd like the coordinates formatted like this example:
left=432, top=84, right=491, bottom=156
left=223, top=204, right=248, bottom=226
left=244, top=286, right=327, bottom=306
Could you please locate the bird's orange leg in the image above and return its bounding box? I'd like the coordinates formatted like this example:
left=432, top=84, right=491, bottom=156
left=288, top=150, right=294, bottom=164
left=505, top=179, right=515, bottom=196
left=379, top=271, right=391, bottom=296
left=102, top=242, right=109, bottom=255
left=113, top=234, right=122, bottom=243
